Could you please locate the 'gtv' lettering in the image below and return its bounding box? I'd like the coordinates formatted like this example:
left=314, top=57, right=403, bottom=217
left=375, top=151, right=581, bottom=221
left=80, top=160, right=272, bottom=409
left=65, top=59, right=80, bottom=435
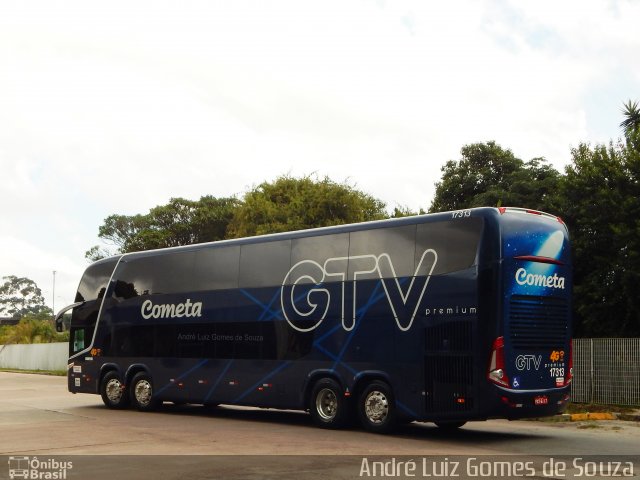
left=280, top=250, right=438, bottom=332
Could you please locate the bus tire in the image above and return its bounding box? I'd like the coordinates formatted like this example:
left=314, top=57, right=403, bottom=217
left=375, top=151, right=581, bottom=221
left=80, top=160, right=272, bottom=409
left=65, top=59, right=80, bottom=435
left=130, top=372, right=159, bottom=412
left=434, top=421, right=466, bottom=430
left=309, top=378, right=347, bottom=429
left=100, top=371, right=129, bottom=409
left=357, top=380, right=396, bottom=433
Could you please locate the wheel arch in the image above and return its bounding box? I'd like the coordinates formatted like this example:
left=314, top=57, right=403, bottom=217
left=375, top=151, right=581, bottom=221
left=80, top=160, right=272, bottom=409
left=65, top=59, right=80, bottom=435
left=124, top=363, right=152, bottom=386
left=302, top=369, right=347, bottom=410
left=352, top=370, right=393, bottom=402
left=99, top=362, right=122, bottom=380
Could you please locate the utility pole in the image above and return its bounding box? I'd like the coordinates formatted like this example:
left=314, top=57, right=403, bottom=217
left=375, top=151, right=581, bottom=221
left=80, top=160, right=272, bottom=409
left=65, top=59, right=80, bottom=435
left=52, top=270, right=57, bottom=318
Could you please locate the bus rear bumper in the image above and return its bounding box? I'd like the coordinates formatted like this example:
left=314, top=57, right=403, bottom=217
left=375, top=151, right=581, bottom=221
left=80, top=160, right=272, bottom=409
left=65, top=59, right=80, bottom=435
left=489, top=387, right=571, bottom=419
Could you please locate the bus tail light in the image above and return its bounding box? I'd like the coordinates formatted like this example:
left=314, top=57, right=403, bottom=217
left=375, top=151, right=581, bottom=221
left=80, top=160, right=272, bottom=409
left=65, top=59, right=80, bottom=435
left=488, top=336, right=510, bottom=388
left=562, top=341, right=573, bottom=387
left=568, top=341, right=573, bottom=382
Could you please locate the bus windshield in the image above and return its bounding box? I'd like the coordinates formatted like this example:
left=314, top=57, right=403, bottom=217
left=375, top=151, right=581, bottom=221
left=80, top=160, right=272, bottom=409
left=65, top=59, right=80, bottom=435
left=66, top=256, right=119, bottom=357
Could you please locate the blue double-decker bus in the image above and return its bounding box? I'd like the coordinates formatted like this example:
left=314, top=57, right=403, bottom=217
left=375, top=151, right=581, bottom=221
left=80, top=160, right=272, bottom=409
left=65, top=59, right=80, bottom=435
left=56, top=207, right=572, bottom=432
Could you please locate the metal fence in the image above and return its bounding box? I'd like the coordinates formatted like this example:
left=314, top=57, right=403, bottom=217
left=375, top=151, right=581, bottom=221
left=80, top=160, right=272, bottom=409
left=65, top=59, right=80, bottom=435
left=0, top=343, right=68, bottom=371
left=572, top=338, right=640, bottom=406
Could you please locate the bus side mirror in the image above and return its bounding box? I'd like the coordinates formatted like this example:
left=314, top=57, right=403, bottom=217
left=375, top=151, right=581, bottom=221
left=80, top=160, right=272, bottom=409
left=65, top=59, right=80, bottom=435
left=54, top=301, right=85, bottom=333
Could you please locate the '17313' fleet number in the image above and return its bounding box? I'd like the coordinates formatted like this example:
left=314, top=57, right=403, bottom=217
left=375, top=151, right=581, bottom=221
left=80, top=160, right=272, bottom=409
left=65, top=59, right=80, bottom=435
left=451, top=209, right=471, bottom=219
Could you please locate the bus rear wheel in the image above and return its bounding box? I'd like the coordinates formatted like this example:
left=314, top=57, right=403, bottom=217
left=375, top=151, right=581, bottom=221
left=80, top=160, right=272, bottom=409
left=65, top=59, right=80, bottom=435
left=100, top=371, right=129, bottom=409
left=357, top=380, right=396, bottom=433
left=130, top=372, right=159, bottom=412
left=309, top=378, right=347, bottom=429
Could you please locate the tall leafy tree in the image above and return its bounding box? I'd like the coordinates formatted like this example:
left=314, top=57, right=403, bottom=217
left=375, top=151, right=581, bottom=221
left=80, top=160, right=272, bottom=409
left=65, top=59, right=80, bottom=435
left=560, top=129, right=640, bottom=337
left=620, top=99, right=640, bottom=137
left=227, top=175, right=387, bottom=238
left=0, top=276, right=52, bottom=319
left=88, top=195, right=240, bottom=257
left=429, top=141, right=561, bottom=213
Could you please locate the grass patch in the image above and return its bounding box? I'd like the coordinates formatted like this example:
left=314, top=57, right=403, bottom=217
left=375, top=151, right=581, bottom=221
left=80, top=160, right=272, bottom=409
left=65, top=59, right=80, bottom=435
left=0, top=368, right=66, bottom=376
left=566, top=402, right=636, bottom=414
left=577, top=423, right=602, bottom=429
left=525, top=414, right=567, bottom=423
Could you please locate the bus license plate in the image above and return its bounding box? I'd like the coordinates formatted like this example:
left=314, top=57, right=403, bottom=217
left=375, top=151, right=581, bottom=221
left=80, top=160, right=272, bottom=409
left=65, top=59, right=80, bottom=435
left=534, top=396, right=548, bottom=406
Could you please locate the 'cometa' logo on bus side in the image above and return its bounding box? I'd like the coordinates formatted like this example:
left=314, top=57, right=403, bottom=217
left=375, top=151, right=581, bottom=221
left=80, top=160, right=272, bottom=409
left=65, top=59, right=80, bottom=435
left=140, top=298, right=203, bottom=319
left=515, top=268, right=565, bottom=290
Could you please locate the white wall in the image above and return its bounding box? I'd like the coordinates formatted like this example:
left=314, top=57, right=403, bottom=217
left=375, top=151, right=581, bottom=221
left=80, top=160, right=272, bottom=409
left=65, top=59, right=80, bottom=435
left=0, top=343, right=68, bottom=371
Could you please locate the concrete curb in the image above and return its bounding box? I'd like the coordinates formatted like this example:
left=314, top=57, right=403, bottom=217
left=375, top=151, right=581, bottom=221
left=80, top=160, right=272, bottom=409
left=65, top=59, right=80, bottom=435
left=568, top=412, right=616, bottom=421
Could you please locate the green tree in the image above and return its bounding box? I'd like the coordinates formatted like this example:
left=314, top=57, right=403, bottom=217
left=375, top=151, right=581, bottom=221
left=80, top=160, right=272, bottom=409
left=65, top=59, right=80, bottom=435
left=0, top=312, right=59, bottom=344
left=560, top=129, right=640, bottom=337
left=429, top=142, right=561, bottom=213
left=227, top=175, right=387, bottom=238
left=84, top=246, right=113, bottom=262
left=620, top=99, right=640, bottom=137
left=390, top=205, right=425, bottom=218
left=89, top=195, right=240, bottom=256
left=0, top=276, right=52, bottom=319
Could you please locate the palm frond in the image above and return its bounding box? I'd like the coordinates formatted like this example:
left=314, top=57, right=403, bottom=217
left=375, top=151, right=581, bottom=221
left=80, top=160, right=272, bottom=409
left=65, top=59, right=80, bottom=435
left=620, top=99, right=640, bottom=134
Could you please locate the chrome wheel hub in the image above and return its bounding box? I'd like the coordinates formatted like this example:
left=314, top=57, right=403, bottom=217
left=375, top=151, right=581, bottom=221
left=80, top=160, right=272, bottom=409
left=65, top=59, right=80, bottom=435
left=364, top=391, right=389, bottom=424
left=316, top=388, right=338, bottom=420
left=105, top=378, right=124, bottom=403
left=134, top=380, right=152, bottom=407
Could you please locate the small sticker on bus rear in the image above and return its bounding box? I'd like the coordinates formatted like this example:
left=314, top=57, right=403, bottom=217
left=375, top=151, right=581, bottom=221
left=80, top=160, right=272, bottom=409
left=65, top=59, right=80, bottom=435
left=73, top=366, right=82, bottom=373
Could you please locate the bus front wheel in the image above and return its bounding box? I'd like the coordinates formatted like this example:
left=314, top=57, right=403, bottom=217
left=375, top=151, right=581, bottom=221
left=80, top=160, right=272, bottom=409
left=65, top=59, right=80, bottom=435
left=309, top=378, right=347, bottom=429
left=130, top=372, right=159, bottom=412
left=357, top=380, right=396, bottom=433
left=100, top=371, right=129, bottom=409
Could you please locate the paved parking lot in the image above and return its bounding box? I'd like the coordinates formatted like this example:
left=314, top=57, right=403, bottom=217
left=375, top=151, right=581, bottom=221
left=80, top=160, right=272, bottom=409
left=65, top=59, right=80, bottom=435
left=1, top=372, right=638, bottom=479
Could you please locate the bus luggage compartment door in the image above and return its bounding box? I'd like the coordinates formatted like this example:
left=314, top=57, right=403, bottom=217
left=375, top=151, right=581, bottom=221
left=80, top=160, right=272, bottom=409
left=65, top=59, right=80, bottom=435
left=424, top=321, right=475, bottom=415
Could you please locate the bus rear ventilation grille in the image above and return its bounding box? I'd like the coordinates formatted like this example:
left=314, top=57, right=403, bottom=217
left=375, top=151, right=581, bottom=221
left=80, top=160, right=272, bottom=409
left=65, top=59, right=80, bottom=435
left=508, top=295, right=569, bottom=350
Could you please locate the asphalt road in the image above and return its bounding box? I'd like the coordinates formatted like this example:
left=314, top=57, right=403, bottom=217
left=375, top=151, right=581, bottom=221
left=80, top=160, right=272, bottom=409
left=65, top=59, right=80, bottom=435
left=1, top=372, right=638, bottom=479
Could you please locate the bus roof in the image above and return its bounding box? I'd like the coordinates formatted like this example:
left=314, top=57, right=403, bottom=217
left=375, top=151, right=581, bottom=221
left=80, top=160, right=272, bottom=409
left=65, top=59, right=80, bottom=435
left=106, top=206, right=564, bottom=262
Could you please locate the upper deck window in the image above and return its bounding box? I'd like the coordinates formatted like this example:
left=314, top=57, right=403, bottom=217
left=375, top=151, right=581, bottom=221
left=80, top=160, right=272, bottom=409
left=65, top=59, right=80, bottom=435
left=75, top=257, right=119, bottom=302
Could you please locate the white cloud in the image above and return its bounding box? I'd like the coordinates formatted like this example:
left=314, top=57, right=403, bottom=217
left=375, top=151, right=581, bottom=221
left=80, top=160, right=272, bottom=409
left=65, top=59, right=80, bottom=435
left=0, top=236, right=83, bottom=312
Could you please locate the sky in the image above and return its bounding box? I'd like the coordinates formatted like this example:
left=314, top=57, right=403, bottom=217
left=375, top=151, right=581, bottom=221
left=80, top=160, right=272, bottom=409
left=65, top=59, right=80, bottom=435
left=1, top=0, right=639, bottom=312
